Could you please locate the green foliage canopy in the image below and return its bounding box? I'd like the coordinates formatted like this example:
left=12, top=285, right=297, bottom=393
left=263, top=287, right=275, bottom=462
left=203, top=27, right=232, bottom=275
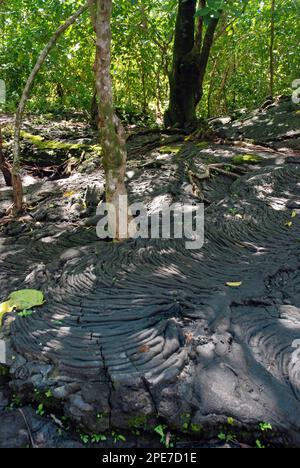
left=0, top=0, right=299, bottom=118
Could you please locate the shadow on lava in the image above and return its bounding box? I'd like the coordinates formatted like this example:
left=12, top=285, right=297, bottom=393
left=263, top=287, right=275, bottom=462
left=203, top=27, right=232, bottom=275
left=1, top=161, right=300, bottom=443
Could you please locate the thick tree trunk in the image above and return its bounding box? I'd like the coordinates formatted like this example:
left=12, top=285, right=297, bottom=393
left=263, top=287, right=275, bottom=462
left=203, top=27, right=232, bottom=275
left=165, top=0, right=198, bottom=129
left=165, top=0, right=219, bottom=130
left=0, top=127, right=12, bottom=187
left=12, top=1, right=89, bottom=215
left=92, top=0, right=129, bottom=239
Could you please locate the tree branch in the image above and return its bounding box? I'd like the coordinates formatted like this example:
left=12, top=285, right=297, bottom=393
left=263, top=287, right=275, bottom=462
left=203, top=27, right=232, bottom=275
left=194, top=0, right=206, bottom=51
left=12, top=1, right=89, bottom=214
left=214, top=0, right=250, bottom=42
left=198, top=17, right=220, bottom=80
left=88, top=0, right=97, bottom=32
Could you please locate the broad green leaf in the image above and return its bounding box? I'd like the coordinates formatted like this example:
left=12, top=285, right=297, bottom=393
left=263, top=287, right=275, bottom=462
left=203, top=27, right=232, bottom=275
left=8, top=290, right=45, bottom=310
left=0, top=290, right=45, bottom=327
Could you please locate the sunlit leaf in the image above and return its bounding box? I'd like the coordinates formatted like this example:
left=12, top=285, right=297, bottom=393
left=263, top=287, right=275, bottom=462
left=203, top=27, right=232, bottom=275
left=0, top=290, right=45, bottom=327
left=226, top=282, right=243, bottom=287
left=8, top=290, right=45, bottom=310
left=63, top=191, right=76, bottom=198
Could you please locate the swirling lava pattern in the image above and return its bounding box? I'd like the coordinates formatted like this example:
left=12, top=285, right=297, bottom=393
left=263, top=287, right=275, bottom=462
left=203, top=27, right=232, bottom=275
left=1, top=163, right=300, bottom=442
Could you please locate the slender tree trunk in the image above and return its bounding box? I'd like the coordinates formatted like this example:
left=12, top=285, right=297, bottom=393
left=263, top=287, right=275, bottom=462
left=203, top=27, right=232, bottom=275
left=217, top=64, right=230, bottom=113
left=269, top=0, right=276, bottom=98
left=90, top=90, right=99, bottom=130
left=196, top=16, right=219, bottom=103
left=165, top=0, right=219, bottom=129
left=91, top=0, right=129, bottom=239
left=207, top=56, right=219, bottom=118
left=141, top=59, right=148, bottom=115
left=12, top=1, right=89, bottom=215
left=0, top=127, right=12, bottom=187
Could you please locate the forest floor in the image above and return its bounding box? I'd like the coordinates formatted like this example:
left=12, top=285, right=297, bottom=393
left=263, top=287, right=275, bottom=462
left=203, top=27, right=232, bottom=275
left=0, top=96, right=299, bottom=448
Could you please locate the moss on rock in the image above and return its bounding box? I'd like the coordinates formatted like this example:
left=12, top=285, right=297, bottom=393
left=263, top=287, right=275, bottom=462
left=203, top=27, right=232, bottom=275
left=195, top=141, right=210, bottom=150
left=232, top=154, right=263, bottom=165
left=128, top=414, right=148, bottom=429
left=158, top=145, right=182, bottom=154
left=20, top=131, right=102, bottom=154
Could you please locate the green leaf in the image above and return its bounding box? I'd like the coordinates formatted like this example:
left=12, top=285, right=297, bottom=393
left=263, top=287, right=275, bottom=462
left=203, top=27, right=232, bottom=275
left=195, top=7, right=211, bottom=17
left=8, top=290, right=45, bottom=310
left=154, top=425, right=165, bottom=438
left=0, top=290, right=45, bottom=327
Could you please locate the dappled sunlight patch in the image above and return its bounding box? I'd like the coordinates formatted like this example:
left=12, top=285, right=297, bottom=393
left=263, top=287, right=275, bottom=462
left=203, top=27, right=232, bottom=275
left=153, top=264, right=187, bottom=280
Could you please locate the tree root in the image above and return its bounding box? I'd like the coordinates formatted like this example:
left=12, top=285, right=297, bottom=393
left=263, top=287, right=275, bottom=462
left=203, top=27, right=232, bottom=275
left=185, top=161, right=242, bottom=202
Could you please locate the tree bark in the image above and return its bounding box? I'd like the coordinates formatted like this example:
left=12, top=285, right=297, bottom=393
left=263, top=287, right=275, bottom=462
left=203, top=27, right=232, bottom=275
left=165, top=0, right=219, bottom=130
left=12, top=1, right=89, bottom=215
left=269, top=0, right=276, bottom=98
left=91, top=0, right=129, bottom=240
left=196, top=16, right=219, bottom=104
left=165, top=0, right=197, bottom=129
left=90, top=90, right=99, bottom=130
left=0, top=127, right=12, bottom=187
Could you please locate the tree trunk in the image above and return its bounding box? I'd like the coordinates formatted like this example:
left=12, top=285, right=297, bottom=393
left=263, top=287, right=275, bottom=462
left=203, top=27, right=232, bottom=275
left=12, top=1, right=89, bottom=215
left=91, top=0, right=129, bottom=240
left=165, top=0, right=219, bottom=130
left=165, top=0, right=198, bottom=129
left=90, top=90, right=99, bottom=130
left=196, top=16, right=220, bottom=103
left=0, top=127, right=12, bottom=187
left=269, top=0, right=276, bottom=98
left=12, top=172, right=23, bottom=213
